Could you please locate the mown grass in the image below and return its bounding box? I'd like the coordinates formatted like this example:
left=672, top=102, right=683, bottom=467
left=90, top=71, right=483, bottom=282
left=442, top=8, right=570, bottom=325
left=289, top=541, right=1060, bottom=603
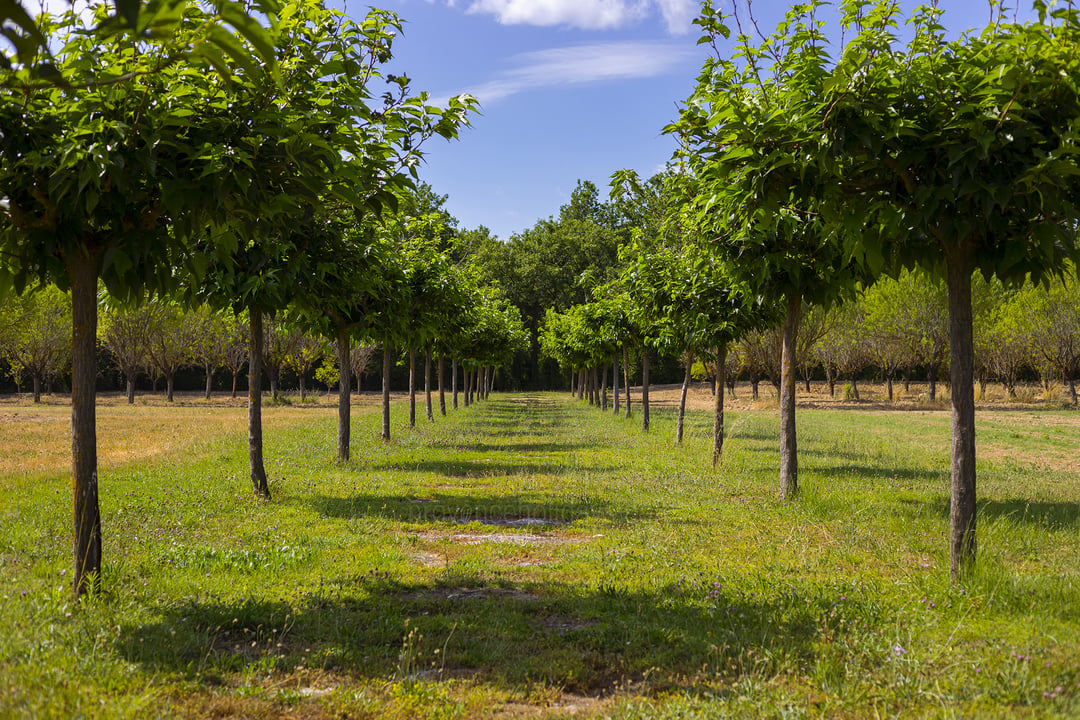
left=1, top=390, right=1079, bottom=718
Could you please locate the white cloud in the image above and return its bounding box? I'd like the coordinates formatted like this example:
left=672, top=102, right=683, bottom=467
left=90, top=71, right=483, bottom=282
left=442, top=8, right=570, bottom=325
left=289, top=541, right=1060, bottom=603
left=465, top=0, right=695, bottom=34
left=434, top=41, right=695, bottom=106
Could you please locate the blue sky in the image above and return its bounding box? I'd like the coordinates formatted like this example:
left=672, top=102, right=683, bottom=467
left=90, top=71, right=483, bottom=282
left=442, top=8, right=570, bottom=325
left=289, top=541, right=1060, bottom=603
left=340, top=0, right=1037, bottom=241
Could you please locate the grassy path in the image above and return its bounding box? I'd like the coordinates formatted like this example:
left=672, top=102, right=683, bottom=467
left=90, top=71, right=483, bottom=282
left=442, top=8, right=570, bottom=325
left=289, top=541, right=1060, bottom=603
left=1, top=393, right=1079, bottom=718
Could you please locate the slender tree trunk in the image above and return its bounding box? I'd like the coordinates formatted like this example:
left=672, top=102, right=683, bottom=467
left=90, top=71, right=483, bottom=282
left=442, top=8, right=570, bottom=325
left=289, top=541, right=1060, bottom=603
left=714, top=345, right=727, bottom=468
left=727, top=372, right=736, bottom=399
left=570, top=369, right=576, bottom=397
left=677, top=355, right=691, bottom=446
left=851, top=377, right=860, bottom=401
left=751, top=376, right=760, bottom=401
left=408, top=346, right=416, bottom=428
left=928, top=367, right=938, bottom=401
left=779, top=293, right=801, bottom=500
left=270, top=375, right=279, bottom=403
left=231, top=370, right=238, bottom=399
left=601, top=363, right=608, bottom=412
left=804, top=375, right=811, bottom=394
left=205, top=363, right=213, bottom=400
left=452, top=357, right=459, bottom=409
left=33, top=375, right=42, bottom=403
left=641, top=347, right=650, bottom=433
left=299, top=374, right=308, bottom=404
left=166, top=373, right=175, bottom=403
left=623, top=345, right=632, bottom=418
left=488, top=366, right=495, bottom=395
left=578, top=368, right=585, bottom=400
left=126, top=373, right=136, bottom=405
left=247, top=309, right=270, bottom=500
left=336, top=327, right=351, bottom=462
left=382, top=345, right=392, bottom=441
left=462, top=369, right=469, bottom=407
left=425, top=349, right=434, bottom=421
left=67, top=252, right=101, bottom=597
left=612, top=358, right=620, bottom=415
left=1070, top=377, right=1078, bottom=407
left=946, top=248, right=977, bottom=582
left=887, top=374, right=894, bottom=402
left=438, top=354, right=447, bottom=416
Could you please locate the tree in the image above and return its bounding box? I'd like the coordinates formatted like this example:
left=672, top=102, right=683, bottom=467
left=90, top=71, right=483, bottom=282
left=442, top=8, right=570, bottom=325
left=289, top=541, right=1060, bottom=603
left=0, top=286, right=72, bottom=402
left=186, top=305, right=234, bottom=401
left=669, top=2, right=868, bottom=498
left=0, top=5, right=248, bottom=595
left=283, top=329, right=326, bottom=403
left=1026, top=277, right=1080, bottom=405
left=826, top=1, right=1080, bottom=578
left=99, top=298, right=159, bottom=403
left=144, top=300, right=196, bottom=402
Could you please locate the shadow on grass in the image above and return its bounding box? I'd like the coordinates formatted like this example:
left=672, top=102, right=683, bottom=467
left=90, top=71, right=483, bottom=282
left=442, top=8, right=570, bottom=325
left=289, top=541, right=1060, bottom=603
left=311, top=492, right=659, bottom=526
left=901, top=497, right=1080, bottom=531
left=366, top=457, right=620, bottom=479
left=427, top=441, right=597, bottom=454
left=117, top=573, right=855, bottom=696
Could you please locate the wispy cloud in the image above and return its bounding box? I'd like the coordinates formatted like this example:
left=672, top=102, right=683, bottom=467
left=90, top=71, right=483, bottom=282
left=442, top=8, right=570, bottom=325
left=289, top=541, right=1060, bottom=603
left=434, top=41, right=696, bottom=106
left=464, top=0, right=696, bottom=34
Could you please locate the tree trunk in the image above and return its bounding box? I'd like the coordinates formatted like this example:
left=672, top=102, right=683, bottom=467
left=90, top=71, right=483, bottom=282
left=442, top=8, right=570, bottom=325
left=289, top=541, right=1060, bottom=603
left=1070, top=377, right=1078, bottom=407
left=299, top=374, right=308, bottom=403
left=641, top=347, right=650, bottom=433
left=270, top=376, right=279, bottom=403
left=231, top=370, right=238, bottom=399
left=205, top=363, right=213, bottom=400
left=851, top=377, right=860, bottom=401
left=714, top=345, right=727, bottom=468
left=886, top=374, right=894, bottom=402
left=425, top=349, right=434, bottom=421
left=408, top=346, right=416, bottom=428
left=166, top=373, right=175, bottom=403
left=67, top=251, right=101, bottom=597
left=676, top=355, right=691, bottom=446
left=623, top=345, right=632, bottom=418
left=601, top=363, right=608, bottom=412
left=612, top=358, right=620, bottom=415
left=804, top=375, right=811, bottom=394
left=438, top=354, right=447, bottom=416
left=382, top=344, right=392, bottom=441
left=779, top=293, right=801, bottom=500
left=946, top=248, right=977, bottom=582
left=247, top=310, right=270, bottom=500
left=578, top=368, right=586, bottom=400
left=727, top=373, right=736, bottom=399
left=928, top=368, right=938, bottom=401
left=126, top=373, right=136, bottom=405
left=751, top=376, right=760, bottom=401
left=336, top=327, right=351, bottom=462
left=452, top=357, right=459, bottom=409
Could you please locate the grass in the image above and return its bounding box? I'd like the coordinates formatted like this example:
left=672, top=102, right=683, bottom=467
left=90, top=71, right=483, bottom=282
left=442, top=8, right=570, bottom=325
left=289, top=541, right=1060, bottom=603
left=1, top=388, right=1079, bottom=718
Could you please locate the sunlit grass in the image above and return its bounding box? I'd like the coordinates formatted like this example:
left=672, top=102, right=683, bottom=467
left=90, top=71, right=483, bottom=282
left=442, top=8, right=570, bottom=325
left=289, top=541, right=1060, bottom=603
left=1, top=390, right=1078, bottom=718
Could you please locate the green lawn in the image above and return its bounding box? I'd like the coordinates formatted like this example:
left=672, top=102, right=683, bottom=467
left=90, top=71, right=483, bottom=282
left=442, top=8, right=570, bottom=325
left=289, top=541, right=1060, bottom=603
left=1, top=392, right=1078, bottom=718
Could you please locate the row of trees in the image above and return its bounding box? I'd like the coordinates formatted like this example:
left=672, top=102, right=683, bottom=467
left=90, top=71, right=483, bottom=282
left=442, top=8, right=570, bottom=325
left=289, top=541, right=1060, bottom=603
left=538, top=0, right=1080, bottom=583
left=0, top=0, right=489, bottom=596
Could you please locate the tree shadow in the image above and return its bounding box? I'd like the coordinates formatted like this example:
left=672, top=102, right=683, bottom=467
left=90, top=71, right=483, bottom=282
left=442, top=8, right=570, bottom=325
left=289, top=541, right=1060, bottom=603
left=430, top=441, right=597, bottom=454
left=365, top=456, right=620, bottom=478
left=311, top=491, right=660, bottom=527
left=116, top=573, right=856, bottom=697
left=900, top=497, right=1080, bottom=531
